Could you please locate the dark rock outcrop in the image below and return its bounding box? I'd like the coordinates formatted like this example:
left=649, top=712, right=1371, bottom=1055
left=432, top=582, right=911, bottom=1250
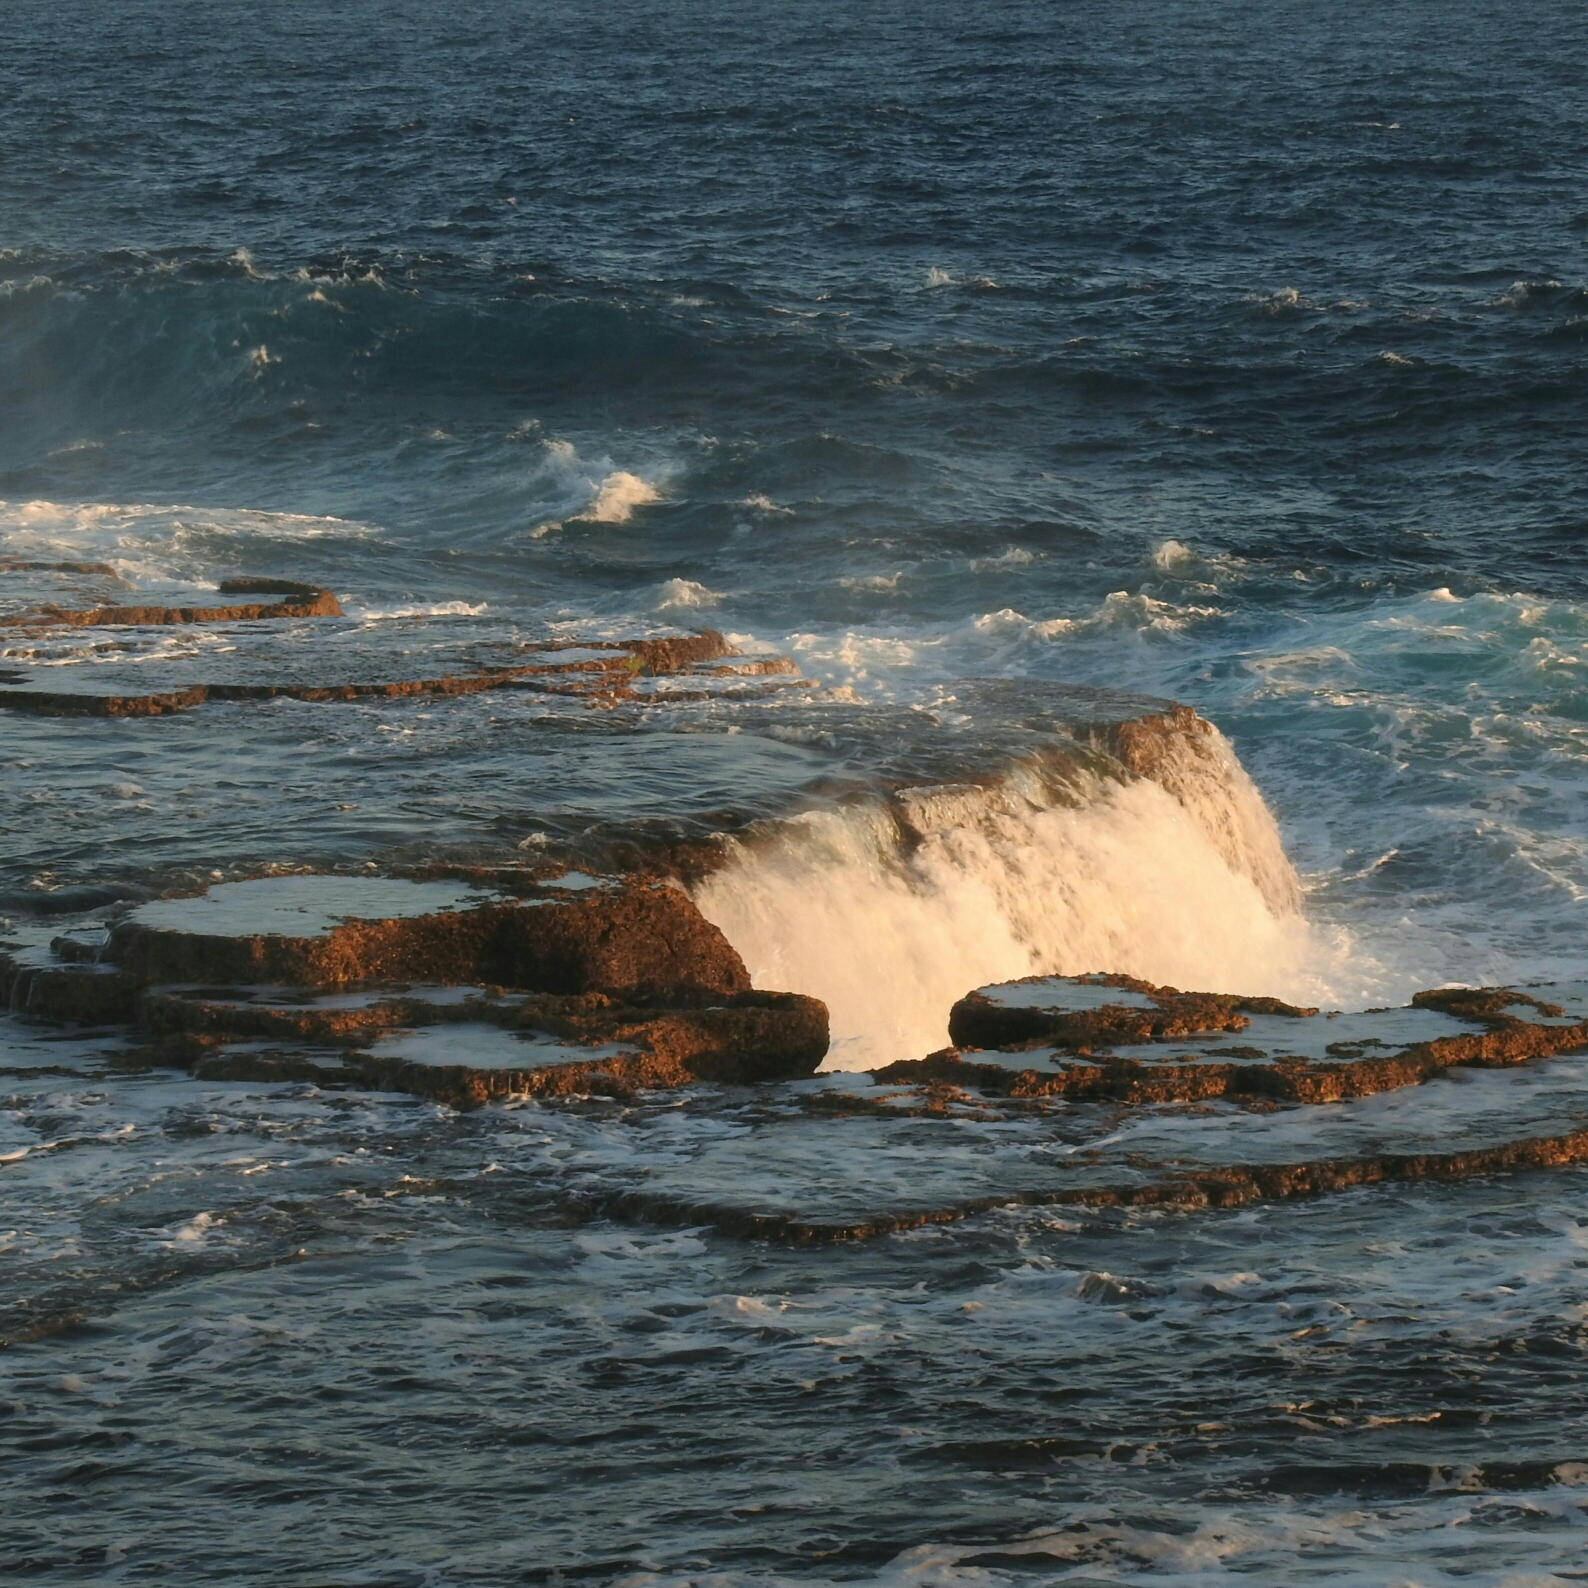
left=589, top=631, right=734, bottom=675
left=106, top=881, right=750, bottom=1002
left=947, top=972, right=1315, bottom=1051
left=0, top=558, right=125, bottom=578
left=10, top=587, right=343, bottom=628
left=885, top=974, right=1588, bottom=1108
left=2, top=872, right=827, bottom=1102
left=141, top=984, right=828, bottom=1105
left=0, top=960, right=142, bottom=1025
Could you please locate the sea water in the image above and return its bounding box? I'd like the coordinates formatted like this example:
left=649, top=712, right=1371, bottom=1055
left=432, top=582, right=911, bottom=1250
left=5, top=1, right=1588, bottom=1581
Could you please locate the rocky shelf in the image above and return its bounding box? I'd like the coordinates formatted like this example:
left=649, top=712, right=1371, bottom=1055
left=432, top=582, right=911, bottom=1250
left=0, top=654, right=798, bottom=716
left=580, top=1123, right=1588, bottom=1244
left=865, top=972, right=1588, bottom=1107
left=18, top=558, right=1585, bottom=1225
left=0, top=559, right=813, bottom=715
left=1, top=872, right=828, bottom=1104
left=6, top=576, right=344, bottom=630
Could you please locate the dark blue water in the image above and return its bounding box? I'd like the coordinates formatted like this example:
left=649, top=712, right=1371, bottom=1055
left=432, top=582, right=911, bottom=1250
left=7, top=0, right=1587, bottom=588
left=7, top=3, right=1588, bottom=1582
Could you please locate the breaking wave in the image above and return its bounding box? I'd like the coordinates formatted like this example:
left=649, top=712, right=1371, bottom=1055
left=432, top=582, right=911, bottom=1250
left=694, top=722, right=1354, bottom=1069
left=525, top=440, right=666, bottom=536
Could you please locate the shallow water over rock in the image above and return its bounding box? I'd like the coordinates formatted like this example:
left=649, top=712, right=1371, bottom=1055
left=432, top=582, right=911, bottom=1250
left=127, top=875, right=502, bottom=938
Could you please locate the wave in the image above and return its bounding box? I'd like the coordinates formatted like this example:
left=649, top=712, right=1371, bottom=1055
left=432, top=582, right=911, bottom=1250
left=693, top=720, right=1341, bottom=1069
left=522, top=439, right=667, bottom=537
left=0, top=498, right=376, bottom=589
left=0, top=265, right=737, bottom=473
left=0, top=258, right=891, bottom=458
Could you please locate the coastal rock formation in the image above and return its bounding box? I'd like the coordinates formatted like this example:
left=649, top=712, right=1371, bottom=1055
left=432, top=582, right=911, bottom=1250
left=11, top=585, right=343, bottom=628
left=1, top=872, right=828, bottom=1103
left=104, top=874, right=750, bottom=1000
left=0, top=554, right=797, bottom=715
left=542, top=973, right=1588, bottom=1243
left=946, top=972, right=1315, bottom=1051
left=143, top=984, right=826, bottom=1104
left=877, top=972, right=1588, bottom=1107
left=588, top=1125, right=1588, bottom=1244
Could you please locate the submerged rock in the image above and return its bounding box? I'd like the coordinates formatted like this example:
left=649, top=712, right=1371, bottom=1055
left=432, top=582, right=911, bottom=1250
left=596, top=1124, right=1588, bottom=1244
left=0, top=564, right=343, bottom=631
left=0, top=558, right=124, bottom=578
left=12, top=587, right=343, bottom=628
left=0, top=584, right=797, bottom=714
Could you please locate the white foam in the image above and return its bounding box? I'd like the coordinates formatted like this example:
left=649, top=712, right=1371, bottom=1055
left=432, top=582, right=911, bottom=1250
left=652, top=577, right=721, bottom=611
left=578, top=471, right=660, bottom=524
left=350, top=601, right=487, bottom=620
left=0, top=499, right=374, bottom=584
left=521, top=440, right=665, bottom=536
left=693, top=748, right=1360, bottom=1069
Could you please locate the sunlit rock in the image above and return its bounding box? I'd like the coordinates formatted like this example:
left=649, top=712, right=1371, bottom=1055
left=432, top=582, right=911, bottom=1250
left=875, top=972, right=1588, bottom=1108
left=1, top=869, right=829, bottom=1101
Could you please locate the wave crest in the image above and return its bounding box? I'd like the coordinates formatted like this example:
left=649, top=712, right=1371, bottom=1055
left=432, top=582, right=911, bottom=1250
left=693, top=721, right=1325, bottom=1068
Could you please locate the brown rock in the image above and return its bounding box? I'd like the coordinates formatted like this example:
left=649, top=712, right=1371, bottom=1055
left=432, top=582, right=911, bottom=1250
left=610, top=630, right=734, bottom=675
left=143, top=983, right=825, bottom=1079
left=107, top=882, right=751, bottom=1002
left=912, top=974, right=1588, bottom=1110
left=13, top=870, right=828, bottom=1099
left=946, top=974, right=1315, bottom=1052
left=0, top=685, right=214, bottom=717
left=11, top=588, right=343, bottom=628
left=1411, top=985, right=1567, bottom=1021
left=0, top=628, right=754, bottom=717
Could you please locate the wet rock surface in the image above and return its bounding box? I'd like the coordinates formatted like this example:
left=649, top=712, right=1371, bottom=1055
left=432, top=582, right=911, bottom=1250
left=882, top=972, right=1588, bottom=1108
left=1, top=872, right=828, bottom=1105
left=105, top=874, right=752, bottom=1001
left=12, top=586, right=343, bottom=630
left=946, top=971, right=1317, bottom=1052
left=570, top=1125, right=1588, bottom=1243
left=0, top=629, right=779, bottom=716
left=619, top=971, right=1581, bottom=1242
left=148, top=985, right=827, bottom=1104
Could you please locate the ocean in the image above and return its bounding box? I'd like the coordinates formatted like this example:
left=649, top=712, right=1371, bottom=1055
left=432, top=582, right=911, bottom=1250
left=5, top=1, right=1588, bottom=1581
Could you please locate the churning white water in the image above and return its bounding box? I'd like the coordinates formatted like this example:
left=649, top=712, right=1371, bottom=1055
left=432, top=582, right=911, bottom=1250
left=693, top=726, right=1370, bottom=1069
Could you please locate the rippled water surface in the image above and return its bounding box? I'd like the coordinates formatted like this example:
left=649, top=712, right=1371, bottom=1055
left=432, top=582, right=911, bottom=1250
left=5, top=1, right=1588, bottom=1581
